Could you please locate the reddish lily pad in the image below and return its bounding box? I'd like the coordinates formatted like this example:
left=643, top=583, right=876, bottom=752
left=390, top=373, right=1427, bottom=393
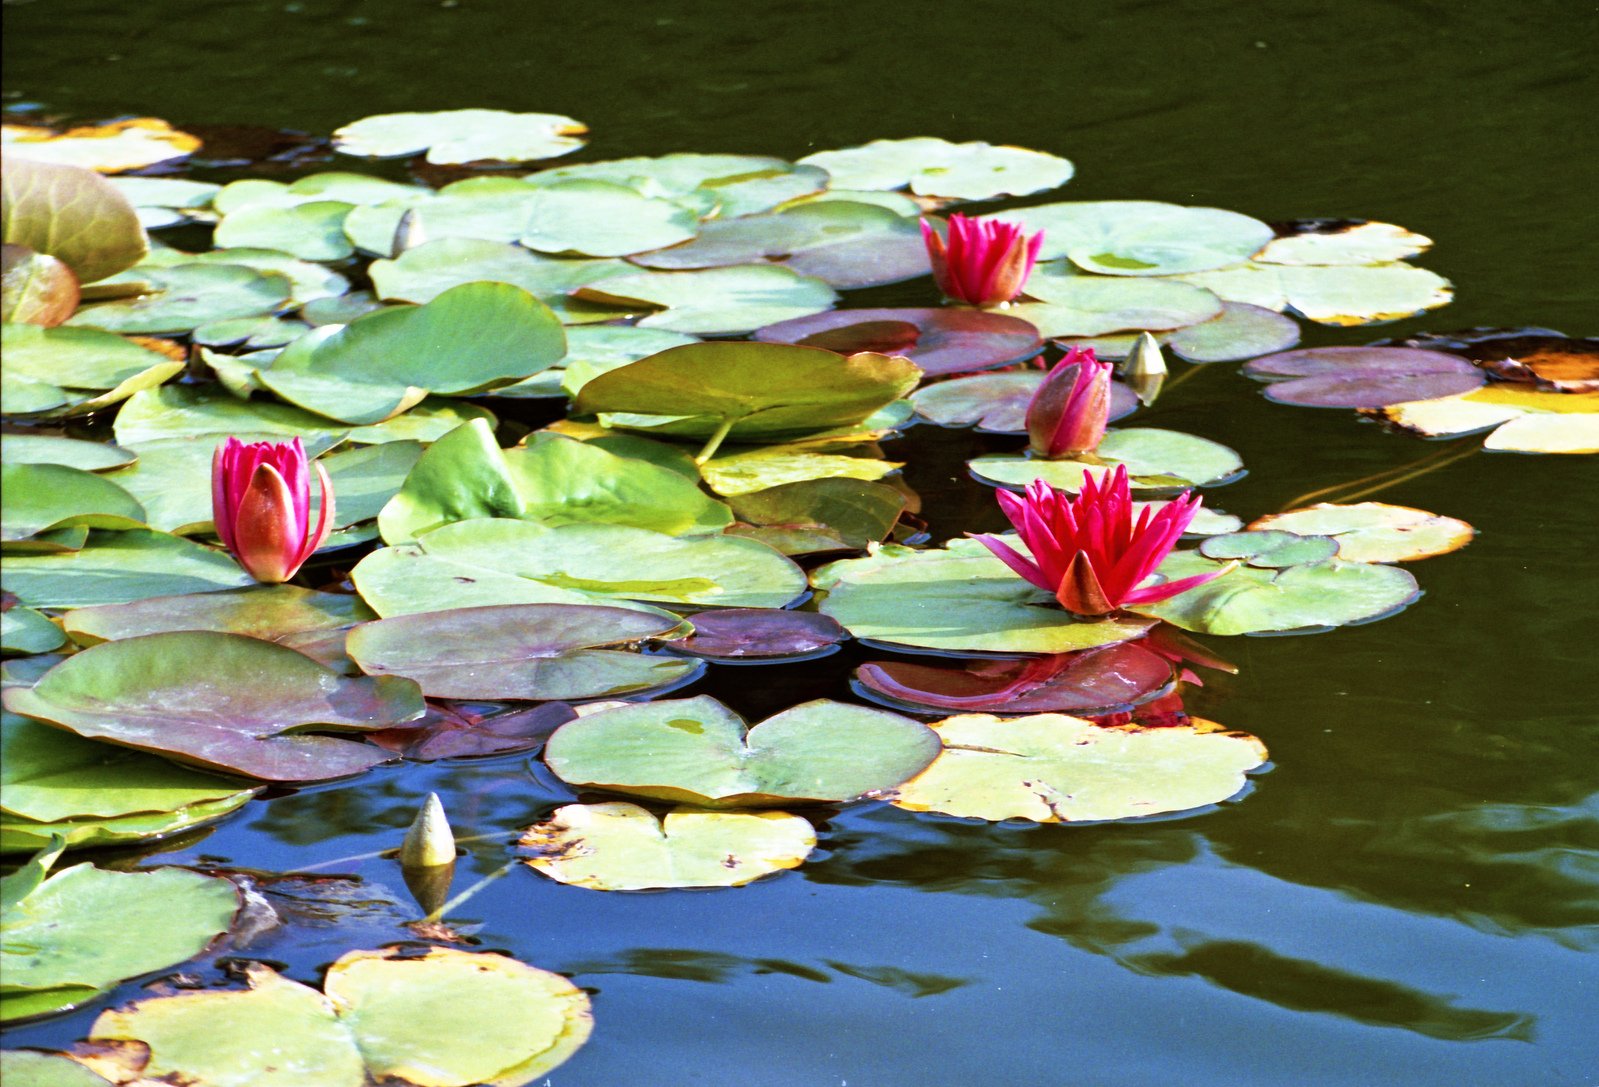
left=910, top=370, right=1139, bottom=433
left=755, top=307, right=1043, bottom=377
left=1455, top=334, right=1599, bottom=393
left=346, top=603, right=697, bottom=700
left=1243, top=346, right=1485, bottom=408
left=2, top=631, right=424, bottom=782
left=855, top=642, right=1175, bottom=716
left=673, top=609, right=848, bottom=661
left=368, top=700, right=578, bottom=760
left=62, top=584, right=372, bottom=648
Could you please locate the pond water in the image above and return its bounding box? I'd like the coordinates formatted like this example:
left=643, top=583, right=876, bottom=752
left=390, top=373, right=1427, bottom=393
left=4, top=2, right=1596, bottom=1084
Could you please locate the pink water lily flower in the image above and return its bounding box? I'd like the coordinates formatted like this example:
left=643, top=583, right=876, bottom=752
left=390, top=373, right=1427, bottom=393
left=970, top=466, right=1231, bottom=616
left=212, top=437, right=335, bottom=584
left=1026, top=346, right=1112, bottom=457
left=921, top=213, right=1043, bottom=307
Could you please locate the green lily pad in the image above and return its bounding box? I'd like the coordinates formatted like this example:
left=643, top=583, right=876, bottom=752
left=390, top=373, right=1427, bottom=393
left=139, top=245, right=350, bottom=306
left=319, top=439, right=424, bottom=528
left=1, top=862, right=238, bottom=1022
left=797, top=138, right=1073, bottom=200
left=725, top=477, right=907, bottom=550
left=496, top=325, right=699, bottom=399
left=811, top=539, right=1155, bottom=654
left=1, top=157, right=148, bottom=284
left=3, top=631, right=424, bottom=782
left=367, top=237, right=632, bottom=321
left=68, top=263, right=292, bottom=334
left=575, top=341, right=920, bottom=442
left=2, top=609, right=65, bottom=655
left=63, top=583, right=371, bottom=647
left=1, top=323, right=179, bottom=396
left=995, top=201, right=1273, bottom=276
left=1, top=463, right=145, bottom=541
left=574, top=265, right=838, bottom=336
left=343, top=181, right=547, bottom=253
left=1199, top=530, right=1340, bottom=568
left=529, top=152, right=826, bottom=217
left=1171, top=260, right=1454, bottom=326
left=111, top=175, right=220, bottom=216
left=1011, top=262, right=1223, bottom=335
left=353, top=518, right=807, bottom=614
left=519, top=802, right=816, bottom=890
left=212, top=201, right=354, bottom=262
left=630, top=201, right=927, bottom=289
left=348, top=603, right=695, bottom=700
left=112, top=385, right=494, bottom=447
left=969, top=428, right=1245, bottom=491
left=889, top=712, right=1268, bottom=823
left=0, top=1049, right=111, bottom=1084
left=544, top=694, right=940, bottom=807
left=1131, top=552, right=1421, bottom=635
left=333, top=109, right=588, bottom=164
left=212, top=172, right=426, bottom=214
left=1, top=791, right=257, bottom=854
left=1246, top=502, right=1475, bottom=563
left=377, top=420, right=731, bottom=543
left=0, top=435, right=135, bottom=472
left=1166, top=301, right=1302, bottom=362
left=700, top=444, right=900, bottom=497
left=519, top=180, right=699, bottom=257
left=1256, top=220, right=1432, bottom=266
left=2, top=529, right=253, bottom=608
left=194, top=315, right=312, bottom=350
left=910, top=370, right=1139, bottom=433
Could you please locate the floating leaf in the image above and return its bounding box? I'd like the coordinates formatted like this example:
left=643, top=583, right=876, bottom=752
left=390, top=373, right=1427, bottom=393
left=354, top=518, right=807, bottom=615
left=3, top=631, right=424, bottom=782
left=506, top=325, right=700, bottom=399
left=0, top=435, right=135, bottom=472
left=104, top=435, right=332, bottom=536
left=1, top=863, right=237, bottom=1022
left=970, top=428, right=1244, bottom=491
left=2, top=244, right=80, bottom=325
left=212, top=200, right=354, bottom=261
left=797, top=138, right=1073, bottom=200
left=369, top=701, right=577, bottom=761
left=64, top=583, right=371, bottom=647
left=2, top=158, right=148, bottom=284
left=0, top=1050, right=108, bottom=1085
left=2, top=118, right=199, bottom=173
left=672, top=608, right=847, bottom=661
left=212, top=172, right=426, bottom=214
left=520, top=180, right=699, bottom=257
left=1166, top=301, right=1302, bottom=363
left=1172, top=260, right=1454, bottom=326
left=994, top=201, right=1273, bottom=276
left=334, top=109, right=588, bottom=164
left=348, top=603, right=695, bottom=700
left=544, top=695, right=940, bottom=807
left=1256, top=219, right=1432, bottom=266
left=856, top=642, right=1174, bottom=716
left=1199, top=530, right=1340, bottom=568
left=2, top=609, right=66, bottom=655
left=1458, top=333, right=1599, bottom=393
left=1, top=463, right=145, bottom=542
left=1131, top=552, right=1420, bottom=635
left=1482, top=412, right=1599, bottom=454
left=812, top=539, right=1154, bottom=654
left=1, top=323, right=184, bottom=418
left=139, top=245, right=351, bottom=306
left=531, top=152, right=825, bottom=217
left=1243, top=346, right=1485, bottom=408
left=574, top=265, right=838, bottom=335
left=911, top=370, right=1138, bottom=433
left=575, top=341, right=919, bottom=442
left=1011, top=262, right=1223, bottom=335
left=1246, top=503, right=1475, bottom=562
left=724, top=476, right=906, bottom=550
left=68, top=262, right=292, bottom=335
left=2, top=530, right=253, bottom=609
left=755, top=306, right=1042, bottom=377
left=520, top=802, right=816, bottom=890
left=888, top=712, right=1267, bottom=822
left=700, top=445, right=900, bottom=497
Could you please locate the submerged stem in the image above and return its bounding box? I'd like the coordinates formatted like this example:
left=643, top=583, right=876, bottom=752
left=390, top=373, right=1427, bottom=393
left=1280, top=439, right=1479, bottom=509
left=286, top=832, right=505, bottom=874
left=692, top=416, right=738, bottom=465
left=432, top=861, right=515, bottom=921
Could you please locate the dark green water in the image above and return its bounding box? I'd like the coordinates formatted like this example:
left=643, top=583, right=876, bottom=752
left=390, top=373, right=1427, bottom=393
left=5, top=2, right=1597, bottom=1084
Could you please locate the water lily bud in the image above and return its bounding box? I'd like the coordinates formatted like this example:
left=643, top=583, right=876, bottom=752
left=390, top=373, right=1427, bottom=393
left=1026, top=347, right=1112, bottom=458
left=211, top=437, right=334, bottom=584
left=400, top=792, right=456, bottom=868
left=1123, top=332, right=1167, bottom=407
left=390, top=208, right=426, bottom=258
left=921, top=213, right=1043, bottom=307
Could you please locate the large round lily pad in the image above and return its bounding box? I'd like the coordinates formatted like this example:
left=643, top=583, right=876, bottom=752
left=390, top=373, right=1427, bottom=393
left=573, top=265, right=838, bottom=336
left=796, top=138, right=1073, bottom=200
left=755, top=307, right=1043, bottom=376
left=521, top=180, right=699, bottom=257
left=519, top=802, right=817, bottom=890
left=1172, top=260, right=1454, bottom=326
left=3, top=631, right=424, bottom=782
left=543, top=695, right=941, bottom=807
left=527, top=151, right=827, bottom=217
left=888, top=712, right=1268, bottom=822
left=1167, top=301, right=1301, bottom=363
left=994, top=201, right=1273, bottom=276
left=1, top=862, right=238, bottom=1023
left=347, top=603, right=695, bottom=700
left=811, top=539, right=1154, bottom=654
left=1243, top=346, right=1485, bottom=408
left=969, top=428, right=1244, bottom=491
left=333, top=109, right=588, bottom=164
left=1012, top=263, right=1223, bottom=335
left=68, top=262, right=292, bottom=335
left=1246, top=502, right=1475, bottom=562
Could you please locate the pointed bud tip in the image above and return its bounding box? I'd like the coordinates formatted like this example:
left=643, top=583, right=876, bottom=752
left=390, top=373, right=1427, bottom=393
left=400, top=792, right=456, bottom=868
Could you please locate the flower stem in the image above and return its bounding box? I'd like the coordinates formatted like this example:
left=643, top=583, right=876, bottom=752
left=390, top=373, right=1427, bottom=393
left=432, top=861, right=514, bottom=921
left=1280, top=439, right=1479, bottom=509
left=692, top=416, right=738, bottom=465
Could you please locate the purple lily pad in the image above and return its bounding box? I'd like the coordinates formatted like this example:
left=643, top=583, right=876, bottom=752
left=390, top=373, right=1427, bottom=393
left=755, top=307, right=1043, bottom=377
left=674, top=609, right=848, bottom=661
left=1242, top=346, right=1485, bottom=408
left=854, top=642, right=1174, bottom=715
left=369, top=700, right=578, bottom=760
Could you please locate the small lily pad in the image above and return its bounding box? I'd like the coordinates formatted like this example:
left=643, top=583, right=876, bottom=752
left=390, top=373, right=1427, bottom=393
left=347, top=603, right=695, bottom=700
left=888, top=712, right=1268, bottom=823
left=213, top=200, right=355, bottom=261
left=544, top=694, right=941, bottom=807
left=1, top=463, right=145, bottom=542
left=1172, top=260, right=1454, bottom=326
left=520, top=802, right=816, bottom=890
left=2, top=529, right=254, bottom=609
left=1243, top=346, right=1485, bottom=408
left=574, top=265, right=839, bottom=336
left=519, top=180, right=700, bottom=257
left=673, top=609, right=847, bottom=661
left=68, top=262, right=292, bottom=335
left=1246, top=503, right=1475, bottom=562
left=1167, top=301, right=1302, bottom=363
left=755, top=306, right=1042, bottom=376
left=970, top=428, right=1244, bottom=491
left=2, top=118, right=199, bottom=173
left=529, top=152, right=827, bottom=216
left=700, top=445, right=900, bottom=497
left=333, top=109, right=588, bottom=164
left=1200, top=530, right=1340, bottom=568
left=3, top=631, right=424, bottom=782
left=1256, top=219, right=1432, bottom=266
left=1481, top=412, right=1599, bottom=453
left=2, top=609, right=66, bottom=655
left=2, top=245, right=80, bottom=326
left=723, top=476, right=907, bottom=550
left=0, top=435, right=135, bottom=472
left=797, top=138, right=1073, bottom=200
left=63, top=583, right=371, bottom=647
left=1013, top=262, right=1223, bottom=334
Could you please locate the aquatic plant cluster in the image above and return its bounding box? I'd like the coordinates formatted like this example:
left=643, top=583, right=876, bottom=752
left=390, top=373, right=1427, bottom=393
left=1, top=108, right=1593, bottom=1082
